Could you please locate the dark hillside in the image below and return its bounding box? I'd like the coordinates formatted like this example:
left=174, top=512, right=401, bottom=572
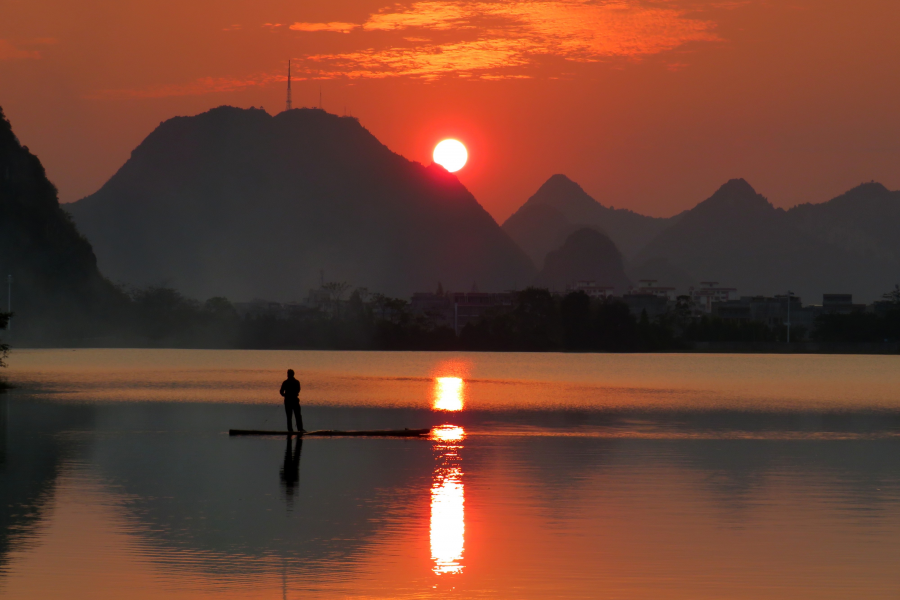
left=535, top=228, right=631, bottom=293
left=68, top=107, right=535, bottom=300
left=786, top=182, right=900, bottom=262
left=502, top=174, right=673, bottom=260
left=501, top=203, right=574, bottom=268
left=636, top=179, right=897, bottom=301
left=0, top=106, right=124, bottom=342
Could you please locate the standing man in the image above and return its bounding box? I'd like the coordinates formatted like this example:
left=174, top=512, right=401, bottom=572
left=280, top=369, right=305, bottom=433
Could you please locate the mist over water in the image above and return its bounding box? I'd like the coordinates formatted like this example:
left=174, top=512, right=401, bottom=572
left=2, top=350, right=900, bottom=598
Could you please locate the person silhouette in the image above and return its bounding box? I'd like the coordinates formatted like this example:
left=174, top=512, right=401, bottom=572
left=279, top=369, right=305, bottom=433
left=280, top=436, right=303, bottom=503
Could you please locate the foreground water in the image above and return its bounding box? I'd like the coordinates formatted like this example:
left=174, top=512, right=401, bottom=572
left=2, top=349, right=900, bottom=598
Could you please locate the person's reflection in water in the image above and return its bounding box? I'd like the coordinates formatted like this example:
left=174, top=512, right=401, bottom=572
left=279, top=436, right=303, bottom=507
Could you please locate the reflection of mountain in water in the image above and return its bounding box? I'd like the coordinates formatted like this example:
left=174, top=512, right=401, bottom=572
left=677, top=438, right=900, bottom=518
left=491, top=411, right=900, bottom=520
left=0, top=396, right=95, bottom=574
left=4, top=398, right=900, bottom=583
left=86, top=403, right=433, bottom=579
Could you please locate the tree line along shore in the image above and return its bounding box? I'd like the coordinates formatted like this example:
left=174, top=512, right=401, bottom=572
left=2, top=284, right=899, bottom=358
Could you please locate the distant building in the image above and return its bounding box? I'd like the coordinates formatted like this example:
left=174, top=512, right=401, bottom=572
left=631, top=279, right=677, bottom=301
left=712, top=294, right=814, bottom=330
left=410, top=291, right=514, bottom=334
left=691, top=281, right=737, bottom=313
left=712, top=301, right=751, bottom=321
left=233, top=299, right=303, bottom=319
left=305, top=288, right=331, bottom=311
left=565, top=280, right=614, bottom=299
left=821, top=294, right=865, bottom=314
left=450, top=292, right=514, bottom=334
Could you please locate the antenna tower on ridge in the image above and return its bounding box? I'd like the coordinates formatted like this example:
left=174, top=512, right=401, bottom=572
left=319, top=85, right=322, bottom=110
left=285, top=60, right=292, bottom=111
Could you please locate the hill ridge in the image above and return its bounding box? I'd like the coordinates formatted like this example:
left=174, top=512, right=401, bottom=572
left=502, top=173, right=672, bottom=263
left=0, top=105, right=122, bottom=342
left=69, top=106, right=535, bottom=300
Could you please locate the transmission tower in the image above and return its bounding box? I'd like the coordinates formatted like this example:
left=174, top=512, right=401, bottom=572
left=286, top=60, right=293, bottom=111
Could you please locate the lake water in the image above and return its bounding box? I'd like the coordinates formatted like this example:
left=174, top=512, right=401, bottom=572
left=2, top=349, right=900, bottom=598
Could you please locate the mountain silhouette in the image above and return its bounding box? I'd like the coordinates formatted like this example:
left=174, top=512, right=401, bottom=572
left=67, top=106, right=535, bottom=300
left=502, top=174, right=673, bottom=261
left=502, top=203, right=577, bottom=268
left=534, top=228, right=631, bottom=293
left=635, top=179, right=898, bottom=302
left=0, top=106, right=122, bottom=341
left=786, top=182, right=900, bottom=262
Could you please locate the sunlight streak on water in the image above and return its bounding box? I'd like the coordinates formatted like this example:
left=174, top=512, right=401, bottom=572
left=432, top=424, right=466, bottom=442
left=431, top=427, right=465, bottom=575
left=433, top=377, right=464, bottom=411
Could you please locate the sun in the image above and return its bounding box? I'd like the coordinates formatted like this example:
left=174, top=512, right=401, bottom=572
left=433, top=139, right=468, bottom=173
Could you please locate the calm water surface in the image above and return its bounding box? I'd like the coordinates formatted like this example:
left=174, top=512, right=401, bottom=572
left=2, top=349, right=900, bottom=598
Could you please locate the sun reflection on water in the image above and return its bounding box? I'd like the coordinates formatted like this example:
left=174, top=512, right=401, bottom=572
left=434, top=377, right=464, bottom=411
left=431, top=425, right=465, bottom=575
left=432, top=424, right=465, bottom=442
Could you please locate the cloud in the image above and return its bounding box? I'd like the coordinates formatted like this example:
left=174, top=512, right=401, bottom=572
left=0, top=39, right=43, bottom=60
left=293, top=0, right=723, bottom=79
left=308, top=38, right=531, bottom=80
left=363, top=2, right=474, bottom=31
left=87, top=0, right=727, bottom=98
left=494, top=0, right=720, bottom=59
left=289, top=22, right=357, bottom=33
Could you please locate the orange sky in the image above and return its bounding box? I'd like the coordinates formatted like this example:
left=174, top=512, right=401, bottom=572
left=2, top=0, right=900, bottom=221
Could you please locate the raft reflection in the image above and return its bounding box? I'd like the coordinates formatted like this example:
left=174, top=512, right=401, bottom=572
left=430, top=425, right=466, bottom=575
left=433, top=377, right=464, bottom=412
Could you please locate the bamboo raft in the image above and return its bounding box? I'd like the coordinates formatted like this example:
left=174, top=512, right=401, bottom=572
left=229, top=428, right=431, bottom=438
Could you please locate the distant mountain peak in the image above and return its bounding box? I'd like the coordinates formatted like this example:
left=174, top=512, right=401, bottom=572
left=788, top=182, right=894, bottom=214
left=830, top=181, right=892, bottom=204
left=67, top=105, right=535, bottom=299
left=636, top=177, right=900, bottom=302
left=504, top=173, right=674, bottom=260
left=718, top=177, right=756, bottom=195
left=694, top=178, right=774, bottom=214
left=539, top=173, right=588, bottom=195
left=847, top=181, right=889, bottom=195
left=527, top=173, right=602, bottom=212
